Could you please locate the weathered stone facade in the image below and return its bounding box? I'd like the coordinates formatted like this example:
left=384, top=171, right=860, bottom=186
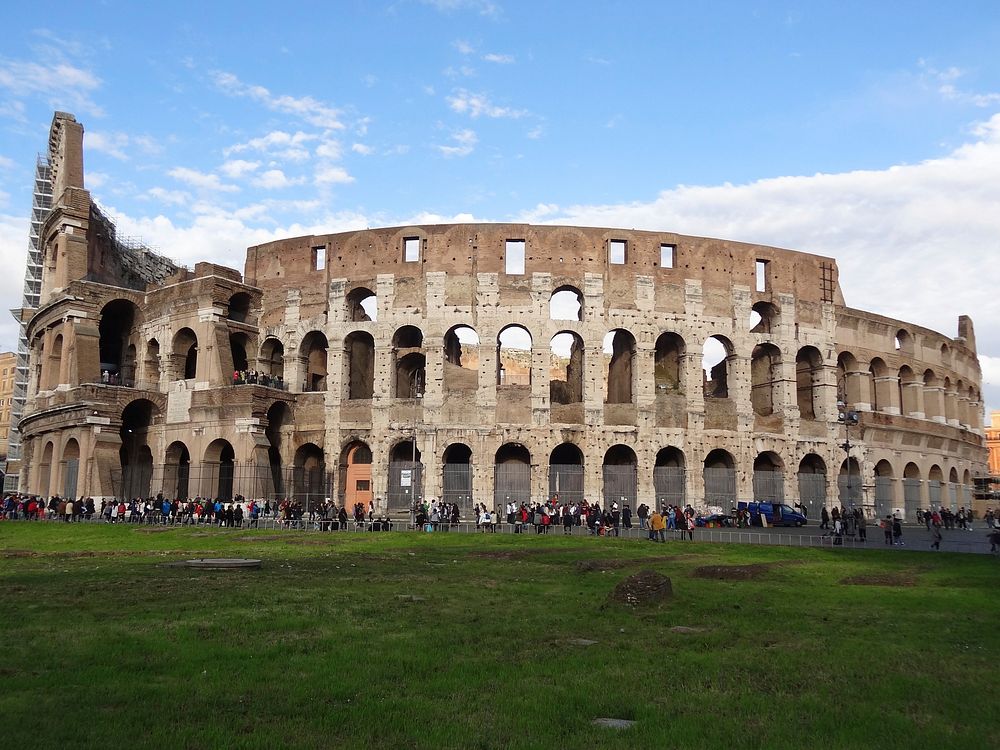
left=16, top=112, right=988, bottom=518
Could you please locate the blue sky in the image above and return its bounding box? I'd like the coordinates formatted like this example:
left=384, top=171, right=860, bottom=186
left=2, top=1, right=1000, bottom=406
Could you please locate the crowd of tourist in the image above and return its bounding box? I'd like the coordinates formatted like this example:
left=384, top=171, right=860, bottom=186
left=232, top=369, right=284, bottom=389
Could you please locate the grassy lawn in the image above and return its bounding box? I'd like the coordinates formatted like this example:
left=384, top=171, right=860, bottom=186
left=1, top=523, right=997, bottom=749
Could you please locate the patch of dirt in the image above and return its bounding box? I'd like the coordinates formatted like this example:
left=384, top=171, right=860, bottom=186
left=236, top=535, right=284, bottom=542
left=691, top=561, right=802, bottom=581
left=840, top=572, right=918, bottom=587
left=466, top=550, right=530, bottom=560
left=133, top=527, right=176, bottom=533
left=576, top=554, right=688, bottom=572
left=608, top=569, right=673, bottom=608
left=283, top=538, right=335, bottom=546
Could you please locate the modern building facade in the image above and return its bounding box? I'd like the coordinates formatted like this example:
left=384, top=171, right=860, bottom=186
left=15, top=112, right=988, bottom=519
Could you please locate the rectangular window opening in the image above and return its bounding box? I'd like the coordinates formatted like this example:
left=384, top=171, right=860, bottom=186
left=505, top=239, right=525, bottom=275
left=609, top=239, right=627, bottom=265
left=312, top=246, right=326, bottom=271
left=404, top=237, right=420, bottom=262
left=755, top=259, right=769, bottom=292
left=356, top=480, right=371, bottom=491
left=660, top=243, right=675, bottom=269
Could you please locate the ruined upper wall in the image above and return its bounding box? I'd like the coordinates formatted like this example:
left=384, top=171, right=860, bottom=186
left=245, top=224, right=844, bottom=315
left=48, top=112, right=84, bottom=201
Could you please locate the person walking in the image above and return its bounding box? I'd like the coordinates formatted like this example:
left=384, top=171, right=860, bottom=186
left=883, top=515, right=894, bottom=545
left=820, top=506, right=830, bottom=530
left=649, top=508, right=665, bottom=543
left=930, top=523, right=942, bottom=550
left=892, top=516, right=904, bottom=546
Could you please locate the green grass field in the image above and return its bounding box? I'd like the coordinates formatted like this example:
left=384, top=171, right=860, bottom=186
left=1, top=523, right=997, bottom=749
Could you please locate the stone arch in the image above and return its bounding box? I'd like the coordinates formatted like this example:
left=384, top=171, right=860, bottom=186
left=654, top=332, right=685, bottom=393
left=549, top=286, right=583, bottom=321
left=144, top=338, right=160, bottom=385
left=61, top=438, right=81, bottom=499
left=164, top=440, right=191, bottom=500
left=603, top=444, right=637, bottom=507
left=301, top=330, right=329, bottom=392
left=442, top=442, right=473, bottom=511
left=837, top=351, right=862, bottom=407
left=928, top=464, right=945, bottom=510
left=753, top=451, right=785, bottom=502
left=443, top=325, right=479, bottom=392
left=494, top=442, right=531, bottom=507
left=838, top=456, right=862, bottom=508
left=894, top=328, right=913, bottom=355
left=603, top=329, right=636, bottom=404
left=292, top=442, right=326, bottom=509
left=703, top=335, right=735, bottom=399
left=498, top=324, right=532, bottom=386
left=653, top=447, right=685, bottom=505
left=923, top=369, right=943, bottom=421
left=940, top=342, right=951, bottom=367
left=339, top=440, right=373, bottom=510
left=265, top=401, right=291, bottom=499
left=869, top=357, right=890, bottom=412
left=120, top=398, right=157, bottom=500
left=38, top=440, right=54, bottom=497
left=549, top=331, right=584, bottom=417
left=703, top=448, right=736, bottom=507
left=47, top=333, right=63, bottom=390
left=172, top=328, right=198, bottom=381
left=392, top=326, right=423, bottom=398
left=229, top=332, right=250, bottom=374
left=549, top=442, right=584, bottom=504
left=795, top=346, right=823, bottom=420
left=259, top=337, right=285, bottom=379
left=873, top=459, right=895, bottom=517
left=388, top=438, right=423, bottom=510
left=898, top=365, right=920, bottom=416
left=204, top=438, right=236, bottom=501
left=99, top=299, right=141, bottom=381
left=751, top=343, right=782, bottom=416
left=749, top=301, right=779, bottom=334
left=344, top=331, right=375, bottom=400
left=797, top=454, right=827, bottom=515
left=227, top=292, right=251, bottom=323
left=346, top=287, right=377, bottom=322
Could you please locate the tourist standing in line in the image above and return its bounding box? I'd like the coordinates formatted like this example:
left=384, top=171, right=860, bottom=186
left=820, top=506, right=829, bottom=530
left=857, top=511, right=867, bottom=542
left=883, top=516, right=894, bottom=545
left=892, top=516, right=904, bottom=546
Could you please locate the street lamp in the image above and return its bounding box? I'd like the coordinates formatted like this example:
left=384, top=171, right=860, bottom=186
left=837, top=400, right=860, bottom=511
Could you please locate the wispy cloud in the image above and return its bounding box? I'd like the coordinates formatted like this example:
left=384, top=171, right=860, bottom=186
left=225, top=130, right=317, bottom=161
left=86, top=132, right=130, bottom=160
left=421, top=0, right=500, bottom=18
left=447, top=89, right=526, bottom=118
left=453, top=39, right=475, bottom=55
left=314, top=165, right=355, bottom=185
left=168, top=167, right=239, bottom=193
left=252, top=169, right=304, bottom=189
left=436, top=128, right=478, bottom=157
left=0, top=59, right=104, bottom=117
left=351, top=143, right=374, bottom=155
left=920, top=60, right=1000, bottom=107
left=219, top=159, right=261, bottom=178
left=211, top=71, right=345, bottom=129
left=483, top=53, right=514, bottom=64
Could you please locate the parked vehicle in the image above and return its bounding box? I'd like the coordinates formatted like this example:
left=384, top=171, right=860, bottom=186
left=736, top=501, right=807, bottom=527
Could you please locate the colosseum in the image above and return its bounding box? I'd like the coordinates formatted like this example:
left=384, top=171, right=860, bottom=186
left=13, top=112, right=988, bottom=519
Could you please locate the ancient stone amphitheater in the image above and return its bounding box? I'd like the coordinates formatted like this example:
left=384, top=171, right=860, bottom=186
left=15, top=113, right=988, bottom=519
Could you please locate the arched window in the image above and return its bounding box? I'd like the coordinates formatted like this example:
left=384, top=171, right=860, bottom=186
left=603, top=329, right=636, bottom=405
left=703, top=449, right=736, bottom=507
left=703, top=336, right=734, bottom=399
left=443, top=325, right=479, bottom=391
left=344, top=331, right=374, bottom=399
left=795, top=346, right=823, bottom=420
left=749, top=301, right=779, bottom=334
left=301, top=331, right=329, bottom=392
left=549, top=286, right=583, bottom=321
left=497, top=325, right=532, bottom=386
left=654, top=332, right=685, bottom=394
left=494, top=443, right=531, bottom=507
left=227, top=292, right=251, bottom=323
left=172, top=328, right=198, bottom=381
left=602, top=444, right=637, bottom=507
left=346, top=287, right=378, bottom=322
left=751, top=343, right=782, bottom=416
left=392, top=326, right=424, bottom=398
left=753, top=452, right=784, bottom=502
left=798, top=454, right=827, bottom=516
left=549, top=443, right=584, bottom=505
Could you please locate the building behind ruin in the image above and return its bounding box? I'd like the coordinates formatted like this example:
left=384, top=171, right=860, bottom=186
left=12, top=112, right=989, bottom=518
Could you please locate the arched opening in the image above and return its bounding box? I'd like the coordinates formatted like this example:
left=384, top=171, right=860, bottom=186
left=837, top=351, right=862, bottom=408
left=229, top=332, right=250, bottom=374
left=344, top=330, right=374, bottom=399
left=838, top=457, right=862, bottom=509
left=393, top=325, right=425, bottom=398
left=120, top=399, right=156, bottom=500
left=227, top=292, right=251, bottom=323
left=923, top=369, right=943, bottom=422
left=388, top=439, right=423, bottom=512
left=653, top=447, right=685, bottom=505
left=549, top=286, right=583, bottom=321
left=442, top=443, right=473, bottom=513
left=898, top=365, right=920, bottom=416
left=549, top=331, right=584, bottom=417
left=346, top=287, right=377, bottom=322
left=172, top=328, right=198, bottom=381
left=497, top=325, right=532, bottom=386
left=894, top=328, right=912, bottom=355
left=494, top=443, right=531, bottom=508
left=603, top=444, right=637, bottom=507
left=702, top=336, right=734, bottom=399
left=654, top=332, right=685, bottom=394
left=259, top=338, right=285, bottom=381
left=339, top=441, right=373, bottom=510
left=943, top=377, right=957, bottom=424
left=703, top=449, right=736, bottom=507
left=948, top=466, right=960, bottom=512
left=873, top=459, right=895, bottom=518
left=795, top=346, right=823, bottom=420
left=443, top=325, right=479, bottom=391
left=549, top=443, right=584, bottom=505
left=798, top=454, right=827, bottom=516
left=753, top=451, right=785, bottom=502
left=869, top=358, right=890, bottom=413
left=902, top=462, right=922, bottom=521
left=928, top=464, right=945, bottom=511
left=963, top=467, right=973, bottom=507
left=204, top=439, right=236, bottom=501
left=99, top=299, right=140, bottom=382
left=62, top=438, right=80, bottom=499
left=301, top=331, right=329, bottom=392
left=164, top=441, right=191, bottom=500
left=292, top=443, right=326, bottom=510
left=48, top=334, right=63, bottom=390
left=265, top=402, right=290, bottom=501
left=751, top=343, right=782, bottom=416
left=603, top=329, right=636, bottom=404
left=144, top=339, right=160, bottom=385
left=38, top=441, right=54, bottom=497
left=749, top=301, right=779, bottom=334
left=939, top=342, right=951, bottom=367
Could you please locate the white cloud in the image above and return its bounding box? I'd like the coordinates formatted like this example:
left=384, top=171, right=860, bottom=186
left=315, top=139, right=343, bottom=160
left=252, top=169, right=303, bottom=190
left=447, top=89, right=526, bottom=118
left=351, top=143, right=374, bottom=156
left=436, top=128, right=478, bottom=157
left=483, top=53, right=514, bottom=64
left=211, top=71, right=345, bottom=129
left=0, top=155, right=15, bottom=170
left=145, top=187, right=189, bottom=205
left=86, top=171, right=110, bottom=189
left=219, top=159, right=261, bottom=178
left=167, top=167, right=239, bottom=193
left=0, top=59, right=104, bottom=117
left=0, top=212, right=27, bottom=352
left=86, top=131, right=130, bottom=160
left=920, top=60, right=1000, bottom=108
left=526, top=124, right=544, bottom=139
left=453, top=40, right=475, bottom=55
left=225, top=130, right=317, bottom=162
left=314, top=165, right=355, bottom=185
